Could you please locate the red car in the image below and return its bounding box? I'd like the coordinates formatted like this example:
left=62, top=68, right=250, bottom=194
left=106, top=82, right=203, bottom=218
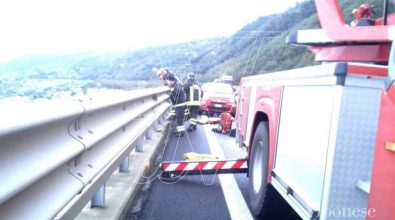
left=200, top=82, right=236, bottom=116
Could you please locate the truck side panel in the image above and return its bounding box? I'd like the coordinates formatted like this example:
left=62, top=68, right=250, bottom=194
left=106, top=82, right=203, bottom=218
left=367, top=85, right=395, bottom=220
left=274, top=85, right=339, bottom=212
left=272, top=83, right=382, bottom=220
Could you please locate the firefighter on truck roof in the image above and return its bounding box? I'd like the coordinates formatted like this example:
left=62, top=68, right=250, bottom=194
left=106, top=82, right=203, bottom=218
left=155, top=68, right=187, bottom=137
left=351, top=3, right=375, bottom=26
left=183, top=72, right=203, bottom=132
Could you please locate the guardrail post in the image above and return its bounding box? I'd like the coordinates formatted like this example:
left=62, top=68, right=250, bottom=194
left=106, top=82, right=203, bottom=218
left=119, top=156, right=129, bottom=173
left=158, top=113, right=166, bottom=125
left=153, top=121, right=159, bottom=131
left=146, top=127, right=153, bottom=140
left=136, top=137, right=144, bottom=152
left=91, top=184, right=105, bottom=208
left=165, top=107, right=172, bottom=120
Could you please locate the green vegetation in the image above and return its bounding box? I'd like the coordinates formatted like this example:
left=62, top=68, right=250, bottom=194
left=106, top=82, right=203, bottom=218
left=0, top=0, right=390, bottom=99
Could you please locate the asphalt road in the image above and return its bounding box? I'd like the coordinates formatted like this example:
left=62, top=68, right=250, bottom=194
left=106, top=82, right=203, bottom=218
left=125, top=120, right=300, bottom=220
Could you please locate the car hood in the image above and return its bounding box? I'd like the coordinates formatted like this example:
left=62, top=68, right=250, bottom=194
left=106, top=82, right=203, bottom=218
left=204, top=92, right=235, bottom=102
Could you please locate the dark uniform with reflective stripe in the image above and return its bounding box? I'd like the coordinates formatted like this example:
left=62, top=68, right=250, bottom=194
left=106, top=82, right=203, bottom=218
left=164, top=73, right=187, bottom=134
left=184, top=78, right=202, bottom=131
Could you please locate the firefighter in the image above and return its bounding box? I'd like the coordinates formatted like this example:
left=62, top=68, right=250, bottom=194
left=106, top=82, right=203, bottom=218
left=184, top=72, right=203, bottom=132
left=156, top=68, right=187, bottom=137
left=351, top=4, right=375, bottom=26
left=156, top=68, right=176, bottom=118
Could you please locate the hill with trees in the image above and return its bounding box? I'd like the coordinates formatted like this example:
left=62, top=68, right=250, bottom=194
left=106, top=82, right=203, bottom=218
left=0, top=0, right=389, bottom=99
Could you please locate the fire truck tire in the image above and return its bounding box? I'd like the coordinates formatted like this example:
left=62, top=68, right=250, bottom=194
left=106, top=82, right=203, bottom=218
left=248, top=121, right=269, bottom=217
left=248, top=121, right=296, bottom=219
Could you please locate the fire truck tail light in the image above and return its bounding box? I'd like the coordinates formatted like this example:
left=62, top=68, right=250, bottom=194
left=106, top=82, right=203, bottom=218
left=385, top=141, right=395, bottom=152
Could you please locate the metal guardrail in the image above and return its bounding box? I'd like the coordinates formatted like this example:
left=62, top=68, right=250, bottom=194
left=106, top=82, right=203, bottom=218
left=0, top=87, right=171, bottom=219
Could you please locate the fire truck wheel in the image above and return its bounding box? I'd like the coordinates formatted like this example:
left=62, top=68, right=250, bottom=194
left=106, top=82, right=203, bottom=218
left=248, top=121, right=269, bottom=217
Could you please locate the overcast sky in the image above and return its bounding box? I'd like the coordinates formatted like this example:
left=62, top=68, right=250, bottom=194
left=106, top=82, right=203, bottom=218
left=0, top=0, right=305, bottom=63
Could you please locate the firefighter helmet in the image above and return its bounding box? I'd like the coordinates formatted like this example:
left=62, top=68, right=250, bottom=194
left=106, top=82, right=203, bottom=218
left=352, top=4, right=373, bottom=20
left=155, top=68, right=168, bottom=78
left=188, top=72, right=195, bottom=79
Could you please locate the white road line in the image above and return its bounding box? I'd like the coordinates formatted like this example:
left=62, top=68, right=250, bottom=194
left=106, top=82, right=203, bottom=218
left=203, top=125, right=253, bottom=220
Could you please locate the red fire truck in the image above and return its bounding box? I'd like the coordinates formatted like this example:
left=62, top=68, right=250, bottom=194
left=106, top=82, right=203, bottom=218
left=162, top=0, right=395, bottom=219
left=235, top=0, right=395, bottom=219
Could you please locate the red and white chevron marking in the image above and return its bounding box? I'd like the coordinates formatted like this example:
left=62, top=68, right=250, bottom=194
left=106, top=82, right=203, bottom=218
left=162, top=159, right=247, bottom=172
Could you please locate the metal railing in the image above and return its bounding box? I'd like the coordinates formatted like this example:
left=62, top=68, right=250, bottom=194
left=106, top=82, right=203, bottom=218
left=0, top=87, right=171, bottom=219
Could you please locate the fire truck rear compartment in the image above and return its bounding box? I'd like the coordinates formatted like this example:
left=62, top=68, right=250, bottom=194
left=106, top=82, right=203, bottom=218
left=269, top=63, right=384, bottom=220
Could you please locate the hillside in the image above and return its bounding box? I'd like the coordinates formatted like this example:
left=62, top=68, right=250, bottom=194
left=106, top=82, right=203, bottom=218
left=201, top=0, right=391, bottom=83
left=0, top=0, right=388, bottom=99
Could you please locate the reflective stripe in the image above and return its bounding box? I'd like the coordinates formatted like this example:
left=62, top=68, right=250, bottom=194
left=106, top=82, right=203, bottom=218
left=222, top=161, right=236, bottom=169
left=165, top=163, right=180, bottom=172
left=190, top=86, right=194, bottom=101
left=173, top=99, right=201, bottom=107
left=173, top=102, right=188, bottom=107
left=188, top=101, right=201, bottom=106
left=173, top=101, right=197, bottom=107
left=203, top=162, right=217, bottom=170
left=189, top=85, right=202, bottom=102
left=185, top=162, right=199, bottom=171
left=241, top=161, right=248, bottom=169
left=163, top=160, right=248, bottom=172
left=190, top=119, right=198, bottom=125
